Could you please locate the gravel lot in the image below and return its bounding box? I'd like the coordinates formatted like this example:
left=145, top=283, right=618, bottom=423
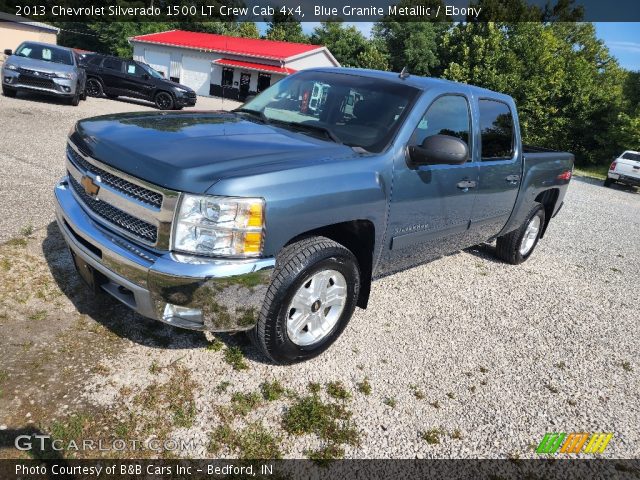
left=0, top=91, right=638, bottom=460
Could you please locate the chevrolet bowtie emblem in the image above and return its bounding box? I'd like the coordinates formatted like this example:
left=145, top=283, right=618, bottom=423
left=80, top=175, right=100, bottom=197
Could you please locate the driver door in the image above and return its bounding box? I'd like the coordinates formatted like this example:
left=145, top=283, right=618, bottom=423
left=378, top=94, right=479, bottom=276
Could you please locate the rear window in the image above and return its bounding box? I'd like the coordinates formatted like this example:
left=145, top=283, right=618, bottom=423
left=479, top=99, right=515, bottom=160
left=621, top=152, right=640, bottom=161
left=103, top=58, right=123, bottom=71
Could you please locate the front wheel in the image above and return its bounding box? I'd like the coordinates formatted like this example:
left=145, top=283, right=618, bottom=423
left=248, top=236, right=360, bottom=364
left=154, top=91, right=174, bottom=110
left=85, top=78, right=103, bottom=97
left=495, top=204, right=546, bottom=265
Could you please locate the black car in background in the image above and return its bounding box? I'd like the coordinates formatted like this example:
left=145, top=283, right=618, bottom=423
left=81, top=54, right=196, bottom=110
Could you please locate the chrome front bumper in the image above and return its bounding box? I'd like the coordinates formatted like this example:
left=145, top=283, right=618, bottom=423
left=54, top=177, right=275, bottom=331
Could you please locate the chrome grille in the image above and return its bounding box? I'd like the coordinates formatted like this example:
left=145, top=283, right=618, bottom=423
left=67, top=145, right=163, bottom=209
left=69, top=174, right=158, bottom=244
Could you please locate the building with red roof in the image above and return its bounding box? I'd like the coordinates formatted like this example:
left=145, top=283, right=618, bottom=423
left=129, top=30, right=339, bottom=99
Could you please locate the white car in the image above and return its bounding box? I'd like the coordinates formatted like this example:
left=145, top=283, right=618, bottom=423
left=605, top=150, right=640, bottom=188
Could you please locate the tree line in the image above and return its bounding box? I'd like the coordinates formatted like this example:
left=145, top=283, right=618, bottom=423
left=56, top=1, right=639, bottom=166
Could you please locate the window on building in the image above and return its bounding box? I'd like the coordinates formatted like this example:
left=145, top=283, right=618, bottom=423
left=221, top=68, right=234, bottom=87
left=257, top=73, right=271, bottom=93
left=103, top=58, right=124, bottom=72
left=479, top=99, right=515, bottom=160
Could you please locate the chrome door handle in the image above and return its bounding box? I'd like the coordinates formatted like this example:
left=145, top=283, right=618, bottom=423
left=456, top=180, right=477, bottom=191
left=506, top=174, right=520, bottom=184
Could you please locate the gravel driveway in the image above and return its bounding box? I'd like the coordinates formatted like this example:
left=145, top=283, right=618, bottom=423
left=0, top=91, right=638, bottom=460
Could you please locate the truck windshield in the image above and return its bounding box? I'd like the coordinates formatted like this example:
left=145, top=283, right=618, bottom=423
left=15, top=42, right=73, bottom=65
left=238, top=71, right=420, bottom=152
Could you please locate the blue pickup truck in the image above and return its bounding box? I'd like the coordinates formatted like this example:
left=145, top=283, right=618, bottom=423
left=54, top=68, right=573, bottom=363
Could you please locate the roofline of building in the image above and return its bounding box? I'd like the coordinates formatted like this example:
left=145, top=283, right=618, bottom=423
left=128, top=35, right=328, bottom=63
left=0, top=12, right=60, bottom=33
left=285, top=46, right=340, bottom=67
left=213, top=58, right=296, bottom=75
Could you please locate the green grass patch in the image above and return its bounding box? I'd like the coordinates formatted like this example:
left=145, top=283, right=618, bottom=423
left=410, top=385, right=425, bottom=399
left=574, top=164, right=609, bottom=181
left=282, top=394, right=359, bottom=447
left=231, top=392, right=262, bottom=416
left=28, top=310, right=47, bottom=321
left=5, top=238, right=27, bottom=247
left=326, top=381, right=351, bottom=400
left=50, top=413, right=90, bottom=442
left=356, top=378, right=371, bottom=396
left=215, top=381, right=232, bottom=393
left=224, top=346, right=249, bottom=371
left=421, top=428, right=443, bottom=445
left=149, top=360, right=161, bottom=375
left=260, top=380, right=285, bottom=401
left=383, top=397, right=397, bottom=408
left=206, top=338, right=224, bottom=352
left=621, top=361, right=633, bottom=372
left=306, top=444, right=345, bottom=464
left=307, top=382, right=321, bottom=394
left=0, top=258, right=10, bottom=271
left=208, top=422, right=282, bottom=459
left=20, top=225, right=34, bottom=237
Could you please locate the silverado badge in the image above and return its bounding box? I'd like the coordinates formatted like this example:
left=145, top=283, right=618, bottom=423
left=80, top=175, right=100, bottom=198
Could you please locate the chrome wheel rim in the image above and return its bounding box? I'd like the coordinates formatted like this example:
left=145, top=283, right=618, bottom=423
left=156, top=93, right=172, bottom=109
left=286, top=269, right=347, bottom=346
left=86, top=79, right=101, bottom=97
left=519, top=215, right=541, bottom=256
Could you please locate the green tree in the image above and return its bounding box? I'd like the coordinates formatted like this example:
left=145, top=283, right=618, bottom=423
left=310, top=21, right=369, bottom=67
left=265, top=11, right=308, bottom=43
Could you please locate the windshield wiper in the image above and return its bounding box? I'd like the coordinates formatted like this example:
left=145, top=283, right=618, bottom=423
left=270, top=120, right=342, bottom=145
left=234, top=108, right=269, bottom=124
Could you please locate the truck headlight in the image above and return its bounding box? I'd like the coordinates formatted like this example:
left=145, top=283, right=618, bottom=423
left=172, top=195, right=265, bottom=257
left=4, top=63, right=18, bottom=71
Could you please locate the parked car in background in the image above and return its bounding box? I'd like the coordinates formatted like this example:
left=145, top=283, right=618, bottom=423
left=80, top=53, right=197, bottom=110
left=605, top=150, right=640, bottom=188
left=54, top=68, right=573, bottom=363
left=2, top=41, right=86, bottom=106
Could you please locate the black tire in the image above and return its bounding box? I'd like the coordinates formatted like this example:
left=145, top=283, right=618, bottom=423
left=604, top=178, right=613, bottom=187
left=68, top=91, right=80, bottom=106
left=249, top=236, right=360, bottom=364
left=495, top=204, right=546, bottom=265
left=2, top=85, right=17, bottom=97
left=85, top=78, right=103, bottom=97
left=154, top=91, right=174, bottom=110
left=80, top=87, right=87, bottom=101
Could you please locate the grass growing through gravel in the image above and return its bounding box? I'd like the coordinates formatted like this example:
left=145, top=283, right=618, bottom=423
left=231, top=392, right=262, bottom=416
left=215, top=381, right=232, bottom=393
left=20, top=225, right=34, bottom=236
left=421, top=428, right=443, bottom=445
left=356, top=378, right=371, bottom=396
left=209, top=422, right=282, bottom=459
left=206, top=338, right=224, bottom=352
left=224, top=346, right=249, bottom=371
left=260, top=380, right=285, bottom=401
left=282, top=393, right=360, bottom=456
left=383, top=397, right=397, bottom=408
left=621, top=361, right=633, bottom=372
left=410, top=385, right=425, bottom=399
left=326, top=381, right=351, bottom=400
left=306, top=444, right=345, bottom=465
left=308, top=382, right=321, bottom=394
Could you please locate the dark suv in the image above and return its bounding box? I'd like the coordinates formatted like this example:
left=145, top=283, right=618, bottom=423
left=81, top=54, right=196, bottom=110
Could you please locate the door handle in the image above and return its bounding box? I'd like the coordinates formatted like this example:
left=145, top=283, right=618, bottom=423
left=456, top=180, right=477, bottom=191
left=506, top=174, right=520, bottom=184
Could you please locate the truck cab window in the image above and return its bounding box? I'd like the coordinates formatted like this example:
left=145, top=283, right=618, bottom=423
left=411, top=95, right=471, bottom=152
left=479, top=99, right=515, bottom=160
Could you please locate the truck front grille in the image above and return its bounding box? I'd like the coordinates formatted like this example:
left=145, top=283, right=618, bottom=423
left=69, top=174, right=158, bottom=244
left=67, top=145, right=163, bottom=209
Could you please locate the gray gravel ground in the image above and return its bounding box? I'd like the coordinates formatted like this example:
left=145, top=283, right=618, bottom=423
left=0, top=92, right=240, bottom=242
left=1, top=91, right=638, bottom=459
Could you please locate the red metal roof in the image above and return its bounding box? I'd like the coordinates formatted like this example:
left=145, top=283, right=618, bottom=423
left=214, top=58, right=296, bottom=75
left=131, top=30, right=321, bottom=61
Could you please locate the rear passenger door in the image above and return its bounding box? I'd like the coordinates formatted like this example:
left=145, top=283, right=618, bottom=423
left=468, top=99, right=522, bottom=243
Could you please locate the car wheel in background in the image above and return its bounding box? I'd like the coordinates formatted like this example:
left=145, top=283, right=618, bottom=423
left=248, top=236, right=360, bottom=364
left=154, top=91, right=174, bottom=110
left=604, top=178, right=613, bottom=187
left=85, top=78, right=103, bottom=97
left=2, top=85, right=17, bottom=97
left=495, top=203, right=546, bottom=265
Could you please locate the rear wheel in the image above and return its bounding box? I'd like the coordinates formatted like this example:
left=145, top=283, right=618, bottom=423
left=85, top=78, right=103, bottom=97
left=248, top=236, right=360, bottom=364
left=604, top=178, right=613, bottom=187
left=2, top=85, right=17, bottom=97
left=154, top=91, right=174, bottom=110
left=495, top=204, right=546, bottom=265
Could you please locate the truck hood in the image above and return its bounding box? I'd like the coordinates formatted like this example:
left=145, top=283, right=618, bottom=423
left=72, top=111, right=355, bottom=193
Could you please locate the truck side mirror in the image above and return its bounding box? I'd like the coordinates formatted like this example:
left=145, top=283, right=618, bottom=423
left=409, top=134, right=469, bottom=166
left=4, top=49, right=12, bottom=56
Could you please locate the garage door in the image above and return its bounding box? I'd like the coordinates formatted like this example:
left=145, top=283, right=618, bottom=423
left=145, top=49, right=170, bottom=78
left=181, top=56, right=211, bottom=96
